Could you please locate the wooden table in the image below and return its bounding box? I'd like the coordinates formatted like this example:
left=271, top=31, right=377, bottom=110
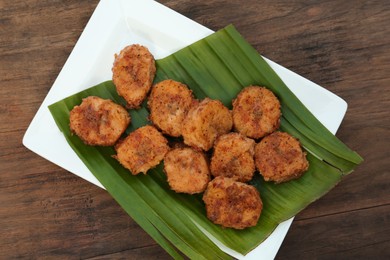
left=1, top=0, right=389, bottom=258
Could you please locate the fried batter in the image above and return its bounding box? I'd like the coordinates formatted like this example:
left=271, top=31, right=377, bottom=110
left=232, top=86, right=281, bottom=139
left=182, top=98, right=233, bottom=151
left=203, top=177, right=262, bottom=229
left=255, top=131, right=309, bottom=183
left=148, top=79, right=194, bottom=137
left=164, top=147, right=210, bottom=194
left=115, top=125, right=169, bottom=175
left=112, top=44, right=156, bottom=109
left=210, top=133, right=256, bottom=182
left=69, top=96, right=130, bottom=146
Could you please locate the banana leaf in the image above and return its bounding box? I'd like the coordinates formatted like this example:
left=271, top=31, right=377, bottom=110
left=48, top=25, right=363, bottom=259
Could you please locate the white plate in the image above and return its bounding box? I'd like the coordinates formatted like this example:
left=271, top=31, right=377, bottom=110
left=23, top=0, right=347, bottom=259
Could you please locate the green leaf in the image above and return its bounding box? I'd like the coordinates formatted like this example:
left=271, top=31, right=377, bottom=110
left=48, top=25, right=362, bottom=258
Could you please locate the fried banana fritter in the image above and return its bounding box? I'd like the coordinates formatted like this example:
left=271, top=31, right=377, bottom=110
left=255, top=131, right=309, bottom=183
left=203, top=177, right=262, bottom=229
left=164, top=147, right=210, bottom=194
left=148, top=79, right=194, bottom=137
left=112, top=44, right=156, bottom=109
left=210, top=133, right=256, bottom=182
left=182, top=98, right=233, bottom=151
left=69, top=96, right=130, bottom=146
left=115, top=125, right=169, bottom=175
left=233, top=86, right=281, bottom=139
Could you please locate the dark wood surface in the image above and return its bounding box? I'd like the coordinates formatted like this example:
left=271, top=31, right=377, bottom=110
left=1, top=0, right=389, bottom=259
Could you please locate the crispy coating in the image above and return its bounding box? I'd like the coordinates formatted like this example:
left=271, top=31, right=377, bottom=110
left=115, top=125, right=169, bottom=175
left=182, top=98, right=233, bottom=151
left=148, top=80, right=194, bottom=137
left=210, top=133, right=256, bottom=182
left=164, top=147, right=210, bottom=194
left=233, top=86, right=281, bottom=139
left=255, top=131, right=309, bottom=183
left=203, top=177, right=262, bottom=229
left=112, top=44, right=156, bottom=109
left=69, top=96, right=130, bottom=146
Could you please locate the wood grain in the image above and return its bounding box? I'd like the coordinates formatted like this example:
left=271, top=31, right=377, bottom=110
left=1, top=0, right=389, bottom=259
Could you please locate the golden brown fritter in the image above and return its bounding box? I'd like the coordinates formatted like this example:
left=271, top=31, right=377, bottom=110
left=164, top=147, right=210, bottom=194
left=182, top=98, right=233, bottom=151
left=255, top=131, right=309, bottom=183
left=148, top=79, right=195, bottom=137
left=232, top=86, right=281, bottom=139
left=203, top=177, right=263, bottom=229
left=112, top=44, right=156, bottom=109
left=210, top=133, right=256, bottom=182
left=69, top=96, right=130, bottom=146
left=115, top=125, right=169, bottom=175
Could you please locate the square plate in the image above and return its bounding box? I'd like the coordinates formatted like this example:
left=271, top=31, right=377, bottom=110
left=23, top=0, right=347, bottom=259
